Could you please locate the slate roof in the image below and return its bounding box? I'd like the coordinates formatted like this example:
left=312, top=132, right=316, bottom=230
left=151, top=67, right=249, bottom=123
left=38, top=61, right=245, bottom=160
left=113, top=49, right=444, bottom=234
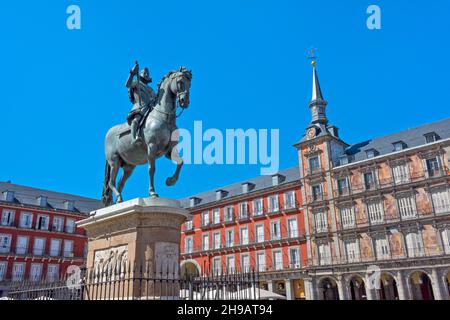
left=341, top=117, right=450, bottom=165
left=0, top=182, right=103, bottom=215
left=179, top=167, right=301, bottom=209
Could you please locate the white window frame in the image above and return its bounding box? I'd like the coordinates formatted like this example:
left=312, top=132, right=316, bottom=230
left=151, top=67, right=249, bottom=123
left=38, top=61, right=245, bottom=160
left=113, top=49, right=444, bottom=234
left=340, top=206, right=355, bottom=229
left=0, top=234, right=12, bottom=253
left=256, top=251, right=266, bottom=272
left=431, top=188, right=450, bottom=215
left=50, top=238, right=61, bottom=257
left=52, top=216, right=64, bottom=232
left=0, top=261, right=7, bottom=281
left=65, top=218, right=76, bottom=233
left=253, top=198, right=263, bottom=216
left=374, top=236, right=391, bottom=260
left=255, top=224, right=265, bottom=243
left=314, top=211, right=328, bottom=232
left=213, top=232, right=221, bottom=249
left=202, top=233, right=209, bottom=251
left=270, top=220, right=281, bottom=240
left=184, top=236, right=193, bottom=254
left=284, top=190, right=296, bottom=209
left=344, top=239, right=360, bottom=263
left=33, top=237, right=46, bottom=256
left=36, top=214, right=49, bottom=231
left=392, top=163, right=410, bottom=185
left=12, top=262, right=25, bottom=282
left=367, top=201, right=384, bottom=224
left=212, top=257, right=221, bottom=275
left=226, top=255, right=235, bottom=273
left=240, top=254, right=250, bottom=272
left=318, top=243, right=331, bottom=266
left=1, top=209, right=15, bottom=226
left=272, top=250, right=283, bottom=270
left=268, top=195, right=279, bottom=213
left=240, top=227, right=249, bottom=245
left=288, top=247, right=301, bottom=268
left=202, top=211, right=210, bottom=226
left=47, top=264, right=59, bottom=282
left=287, top=218, right=298, bottom=238
left=440, top=229, right=450, bottom=254
left=212, top=208, right=220, bottom=224
left=225, top=229, right=234, bottom=247
left=19, top=212, right=33, bottom=229
left=238, top=202, right=248, bottom=219
left=29, top=263, right=43, bottom=281
left=397, top=194, right=417, bottom=220
left=224, top=206, right=234, bottom=222
left=63, top=240, right=74, bottom=257
left=16, top=235, right=28, bottom=255
left=405, top=231, right=424, bottom=258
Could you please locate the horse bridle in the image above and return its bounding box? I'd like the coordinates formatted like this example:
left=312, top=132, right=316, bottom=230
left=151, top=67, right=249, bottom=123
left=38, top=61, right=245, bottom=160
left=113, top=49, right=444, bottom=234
left=153, top=72, right=189, bottom=119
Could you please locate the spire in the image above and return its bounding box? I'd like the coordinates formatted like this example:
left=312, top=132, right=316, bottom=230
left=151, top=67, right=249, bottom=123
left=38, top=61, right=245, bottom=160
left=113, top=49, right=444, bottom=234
left=308, top=60, right=328, bottom=125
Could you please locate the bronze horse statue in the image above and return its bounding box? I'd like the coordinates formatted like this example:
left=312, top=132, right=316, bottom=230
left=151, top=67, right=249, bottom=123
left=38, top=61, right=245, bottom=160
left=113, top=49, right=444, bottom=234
left=102, top=67, right=192, bottom=206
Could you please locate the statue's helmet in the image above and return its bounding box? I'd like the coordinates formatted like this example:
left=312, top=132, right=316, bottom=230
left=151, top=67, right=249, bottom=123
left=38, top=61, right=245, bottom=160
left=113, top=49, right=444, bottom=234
left=139, top=68, right=151, bottom=83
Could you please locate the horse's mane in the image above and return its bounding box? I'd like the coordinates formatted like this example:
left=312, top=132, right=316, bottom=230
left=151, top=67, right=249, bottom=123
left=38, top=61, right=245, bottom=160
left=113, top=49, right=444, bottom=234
left=156, top=67, right=192, bottom=92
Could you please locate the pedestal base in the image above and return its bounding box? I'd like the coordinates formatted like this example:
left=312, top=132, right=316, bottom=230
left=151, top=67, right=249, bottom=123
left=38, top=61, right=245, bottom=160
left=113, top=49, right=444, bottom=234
left=77, top=197, right=190, bottom=299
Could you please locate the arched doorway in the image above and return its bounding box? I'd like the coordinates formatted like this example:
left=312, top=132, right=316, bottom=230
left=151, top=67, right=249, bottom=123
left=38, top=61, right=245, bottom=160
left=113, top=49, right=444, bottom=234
left=180, top=260, right=201, bottom=279
left=349, top=276, right=367, bottom=300
left=319, top=278, right=339, bottom=300
left=410, top=271, right=434, bottom=300
left=378, top=273, right=399, bottom=300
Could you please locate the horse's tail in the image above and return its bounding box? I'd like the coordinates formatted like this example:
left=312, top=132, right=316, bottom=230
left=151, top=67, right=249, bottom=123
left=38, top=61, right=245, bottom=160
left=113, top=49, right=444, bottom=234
left=102, top=161, right=112, bottom=206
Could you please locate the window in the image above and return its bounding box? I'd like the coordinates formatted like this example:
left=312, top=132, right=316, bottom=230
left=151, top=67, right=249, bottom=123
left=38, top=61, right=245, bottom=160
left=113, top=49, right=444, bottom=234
left=63, top=240, right=74, bottom=257
left=314, top=211, right=328, bottom=233
left=440, top=229, right=450, bottom=254
left=47, top=265, right=59, bottom=282
left=202, top=234, right=209, bottom=251
left=253, top=198, right=263, bottom=216
left=255, top=225, right=265, bottom=243
left=344, top=239, right=360, bottom=263
left=0, top=234, right=12, bottom=253
left=213, top=232, right=221, bottom=249
left=213, top=258, right=221, bottom=275
left=224, top=206, right=234, bottom=222
left=33, top=238, right=45, bottom=256
left=426, top=157, right=441, bottom=177
left=212, top=209, right=220, bottom=224
left=337, top=178, right=349, bottom=196
left=392, top=164, right=410, bottom=184
left=405, top=231, right=424, bottom=257
left=366, top=149, right=377, bottom=159
left=312, top=185, right=323, bottom=201
left=241, top=254, right=250, bottom=272
left=29, top=263, right=43, bottom=281
left=308, top=156, right=320, bottom=173
left=397, top=194, right=417, bottom=219
left=12, top=263, right=25, bottom=282
left=52, top=216, right=64, bottom=232
left=184, top=237, right=193, bottom=253
left=424, top=132, right=438, bottom=143
left=287, top=218, right=298, bottom=238
left=318, top=243, right=331, bottom=265
left=202, top=211, right=209, bottom=226
left=364, top=172, right=376, bottom=190
left=270, top=221, right=281, bottom=240
left=225, top=229, right=234, bottom=247
left=284, top=191, right=296, bottom=209
left=340, top=206, right=355, bottom=229
left=268, top=195, right=279, bottom=213
left=238, top=202, right=248, bottom=218
left=393, top=142, right=406, bottom=151
left=0, top=262, right=7, bottom=281
left=226, top=256, right=235, bottom=273
left=19, top=212, right=33, bottom=229
left=240, top=227, right=249, bottom=245
left=256, top=252, right=266, bottom=272
left=289, top=248, right=300, bottom=268
left=185, top=220, right=193, bottom=231
left=65, top=218, right=76, bottom=233
left=1, top=209, right=15, bottom=226
left=374, top=236, right=390, bottom=260
left=16, top=236, right=28, bottom=255
left=367, top=201, right=384, bottom=224
left=36, top=215, right=49, bottom=230
left=431, top=188, right=450, bottom=214
left=272, top=250, right=283, bottom=270
left=50, top=239, right=61, bottom=257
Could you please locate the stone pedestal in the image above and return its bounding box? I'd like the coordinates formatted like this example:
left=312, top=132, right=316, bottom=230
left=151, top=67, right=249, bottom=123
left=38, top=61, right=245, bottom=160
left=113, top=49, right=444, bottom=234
left=77, top=197, right=190, bottom=300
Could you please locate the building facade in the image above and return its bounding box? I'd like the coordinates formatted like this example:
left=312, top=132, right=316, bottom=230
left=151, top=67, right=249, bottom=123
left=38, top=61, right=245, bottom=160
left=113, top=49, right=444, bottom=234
left=0, top=182, right=102, bottom=296
left=180, top=60, right=450, bottom=300
left=179, top=168, right=309, bottom=300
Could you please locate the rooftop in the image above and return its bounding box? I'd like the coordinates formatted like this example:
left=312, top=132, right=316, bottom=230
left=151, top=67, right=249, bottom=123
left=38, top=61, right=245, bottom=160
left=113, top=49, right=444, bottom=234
left=0, top=182, right=103, bottom=215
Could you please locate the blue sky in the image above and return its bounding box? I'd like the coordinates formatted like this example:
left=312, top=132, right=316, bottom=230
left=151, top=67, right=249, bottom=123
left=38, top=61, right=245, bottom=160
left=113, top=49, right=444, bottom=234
left=0, top=0, right=449, bottom=201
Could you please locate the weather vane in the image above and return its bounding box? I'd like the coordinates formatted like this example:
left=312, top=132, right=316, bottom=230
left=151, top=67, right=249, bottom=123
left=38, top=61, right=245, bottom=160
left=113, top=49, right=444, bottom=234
left=308, top=48, right=317, bottom=66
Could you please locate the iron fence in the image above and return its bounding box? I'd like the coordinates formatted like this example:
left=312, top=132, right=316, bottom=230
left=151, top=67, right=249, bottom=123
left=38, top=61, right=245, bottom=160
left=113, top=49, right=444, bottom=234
left=6, top=263, right=260, bottom=301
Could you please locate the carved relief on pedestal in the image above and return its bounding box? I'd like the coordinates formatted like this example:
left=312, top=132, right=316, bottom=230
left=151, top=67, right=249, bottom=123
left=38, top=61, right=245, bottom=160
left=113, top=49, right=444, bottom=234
left=155, top=242, right=179, bottom=276
left=94, top=245, right=128, bottom=273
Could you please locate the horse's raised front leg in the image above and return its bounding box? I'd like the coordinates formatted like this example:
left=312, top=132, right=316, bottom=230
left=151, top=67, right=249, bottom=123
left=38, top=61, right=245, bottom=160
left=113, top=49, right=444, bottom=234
left=165, top=146, right=183, bottom=187
left=108, top=156, right=122, bottom=203
left=117, top=164, right=135, bottom=201
left=148, top=144, right=158, bottom=198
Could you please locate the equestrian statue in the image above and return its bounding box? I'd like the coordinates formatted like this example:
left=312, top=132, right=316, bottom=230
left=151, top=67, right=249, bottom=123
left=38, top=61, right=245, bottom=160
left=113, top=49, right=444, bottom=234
left=102, top=62, right=192, bottom=206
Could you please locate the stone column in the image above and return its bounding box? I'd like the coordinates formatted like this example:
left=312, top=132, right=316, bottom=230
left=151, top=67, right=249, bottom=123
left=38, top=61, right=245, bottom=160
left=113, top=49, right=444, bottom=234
left=304, top=278, right=316, bottom=300
left=77, top=197, right=190, bottom=300
left=336, top=275, right=347, bottom=300
left=285, top=279, right=294, bottom=300
left=396, top=270, right=410, bottom=300
left=267, top=280, right=275, bottom=293
left=364, top=274, right=377, bottom=300
left=431, top=268, right=445, bottom=300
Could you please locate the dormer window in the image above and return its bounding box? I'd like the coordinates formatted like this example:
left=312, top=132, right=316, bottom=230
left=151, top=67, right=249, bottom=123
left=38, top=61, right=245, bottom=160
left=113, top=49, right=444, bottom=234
left=339, top=155, right=349, bottom=165
left=271, top=174, right=284, bottom=186
left=36, top=196, right=47, bottom=207
left=215, top=190, right=227, bottom=201
left=392, top=141, right=407, bottom=152
left=424, top=132, right=439, bottom=144
left=2, top=191, right=14, bottom=202
left=189, top=197, right=200, bottom=208
left=64, top=200, right=75, bottom=211
left=366, top=149, right=378, bottom=159
left=241, top=182, right=254, bottom=194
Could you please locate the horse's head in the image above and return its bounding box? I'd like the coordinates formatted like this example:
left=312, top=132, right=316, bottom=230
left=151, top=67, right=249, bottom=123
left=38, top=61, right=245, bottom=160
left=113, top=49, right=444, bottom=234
left=169, top=66, right=192, bottom=108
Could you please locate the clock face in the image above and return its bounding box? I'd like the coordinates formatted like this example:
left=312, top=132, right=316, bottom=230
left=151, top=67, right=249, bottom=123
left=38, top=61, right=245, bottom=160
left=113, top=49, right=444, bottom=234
left=307, top=127, right=316, bottom=139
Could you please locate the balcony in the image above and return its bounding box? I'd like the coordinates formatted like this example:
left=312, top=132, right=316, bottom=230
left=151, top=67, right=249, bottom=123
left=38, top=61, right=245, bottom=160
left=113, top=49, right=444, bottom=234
left=223, top=216, right=236, bottom=225
left=200, top=221, right=211, bottom=230
left=307, top=192, right=327, bottom=203
left=238, top=214, right=250, bottom=222
left=307, top=167, right=323, bottom=176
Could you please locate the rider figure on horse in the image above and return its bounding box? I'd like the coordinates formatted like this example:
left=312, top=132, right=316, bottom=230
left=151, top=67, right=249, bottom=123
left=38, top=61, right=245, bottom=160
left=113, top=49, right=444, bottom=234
left=126, top=62, right=156, bottom=145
